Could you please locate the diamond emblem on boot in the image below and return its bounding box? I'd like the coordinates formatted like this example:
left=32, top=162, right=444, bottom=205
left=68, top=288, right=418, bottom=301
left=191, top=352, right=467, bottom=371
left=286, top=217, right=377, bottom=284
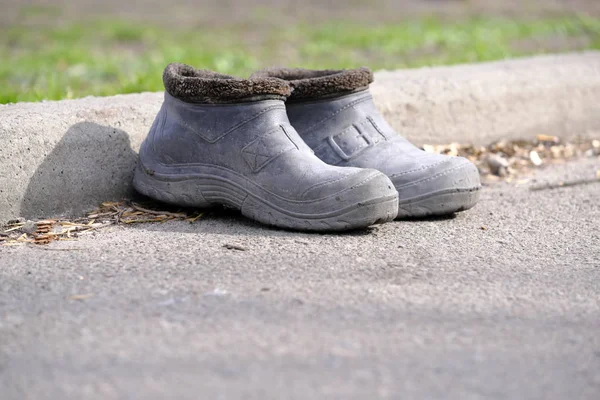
left=242, top=125, right=298, bottom=172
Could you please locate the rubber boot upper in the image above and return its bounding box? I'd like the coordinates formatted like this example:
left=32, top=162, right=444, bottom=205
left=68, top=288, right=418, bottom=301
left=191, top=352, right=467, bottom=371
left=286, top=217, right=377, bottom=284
left=251, top=67, right=481, bottom=208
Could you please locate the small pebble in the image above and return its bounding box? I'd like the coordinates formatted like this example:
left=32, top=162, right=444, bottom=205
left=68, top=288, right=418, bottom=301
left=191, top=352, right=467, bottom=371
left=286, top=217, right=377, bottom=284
left=21, top=220, right=37, bottom=234
left=486, top=154, right=509, bottom=176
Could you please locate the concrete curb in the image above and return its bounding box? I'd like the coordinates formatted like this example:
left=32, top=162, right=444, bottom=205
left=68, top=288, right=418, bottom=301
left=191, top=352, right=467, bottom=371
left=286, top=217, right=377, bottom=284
left=1, top=52, right=599, bottom=223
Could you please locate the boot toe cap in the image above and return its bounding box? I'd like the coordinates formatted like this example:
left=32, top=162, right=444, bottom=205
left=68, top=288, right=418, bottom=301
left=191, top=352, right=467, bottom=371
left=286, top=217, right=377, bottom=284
left=391, top=155, right=481, bottom=201
left=300, top=168, right=398, bottom=221
left=303, top=168, right=397, bottom=202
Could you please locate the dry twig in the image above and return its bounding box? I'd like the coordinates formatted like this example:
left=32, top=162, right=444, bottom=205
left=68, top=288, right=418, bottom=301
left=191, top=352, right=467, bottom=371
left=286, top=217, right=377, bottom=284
left=1, top=200, right=204, bottom=246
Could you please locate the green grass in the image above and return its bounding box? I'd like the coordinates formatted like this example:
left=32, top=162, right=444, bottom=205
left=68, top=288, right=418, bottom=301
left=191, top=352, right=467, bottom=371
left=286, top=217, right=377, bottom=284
left=1, top=16, right=599, bottom=103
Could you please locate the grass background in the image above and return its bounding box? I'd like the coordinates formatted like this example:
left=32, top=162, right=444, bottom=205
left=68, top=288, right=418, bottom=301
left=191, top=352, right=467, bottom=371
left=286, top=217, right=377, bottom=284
left=1, top=4, right=599, bottom=104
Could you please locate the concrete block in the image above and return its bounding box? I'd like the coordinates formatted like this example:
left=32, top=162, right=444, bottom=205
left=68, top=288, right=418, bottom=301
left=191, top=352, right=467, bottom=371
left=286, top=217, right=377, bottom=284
left=1, top=52, right=599, bottom=223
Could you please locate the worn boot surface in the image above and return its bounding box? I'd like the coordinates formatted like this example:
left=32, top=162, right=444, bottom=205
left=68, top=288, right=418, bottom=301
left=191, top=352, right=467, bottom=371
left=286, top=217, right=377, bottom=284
left=251, top=67, right=481, bottom=218
left=133, top=64, right=398, bottom=231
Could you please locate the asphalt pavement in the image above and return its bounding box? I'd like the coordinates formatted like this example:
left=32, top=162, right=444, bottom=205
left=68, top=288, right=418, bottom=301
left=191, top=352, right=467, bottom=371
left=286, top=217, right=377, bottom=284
left=1, top=157, right=599, bottom=400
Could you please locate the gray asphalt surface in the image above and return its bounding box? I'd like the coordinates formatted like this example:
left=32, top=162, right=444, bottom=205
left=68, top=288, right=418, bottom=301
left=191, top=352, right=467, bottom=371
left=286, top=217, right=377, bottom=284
left=1, top=157, right=599, bottom=400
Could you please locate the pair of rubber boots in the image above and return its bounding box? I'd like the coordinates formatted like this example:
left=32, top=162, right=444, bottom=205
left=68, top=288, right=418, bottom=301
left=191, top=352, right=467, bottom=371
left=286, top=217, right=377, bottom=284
left=134, top=63, right=481, bottom=231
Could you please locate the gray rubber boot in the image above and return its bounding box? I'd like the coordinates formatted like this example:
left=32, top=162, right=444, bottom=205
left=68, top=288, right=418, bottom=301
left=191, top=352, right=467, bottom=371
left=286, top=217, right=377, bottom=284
left=251, top=67, right=481, bottom=218
left=133, top=63, right=398, bottom=231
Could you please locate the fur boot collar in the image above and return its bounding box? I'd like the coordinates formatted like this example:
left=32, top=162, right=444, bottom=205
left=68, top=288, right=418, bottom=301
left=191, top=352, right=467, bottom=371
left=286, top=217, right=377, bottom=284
left=251, top=67, right=373, bottom=101
left=163, top=63, right=292, bottom=104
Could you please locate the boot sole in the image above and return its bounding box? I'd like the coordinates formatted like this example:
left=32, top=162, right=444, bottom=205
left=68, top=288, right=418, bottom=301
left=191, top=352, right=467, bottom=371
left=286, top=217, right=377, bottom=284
left=396, top=187, right=481, bottom=219
left=133, top=162, right=398, bottom=231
